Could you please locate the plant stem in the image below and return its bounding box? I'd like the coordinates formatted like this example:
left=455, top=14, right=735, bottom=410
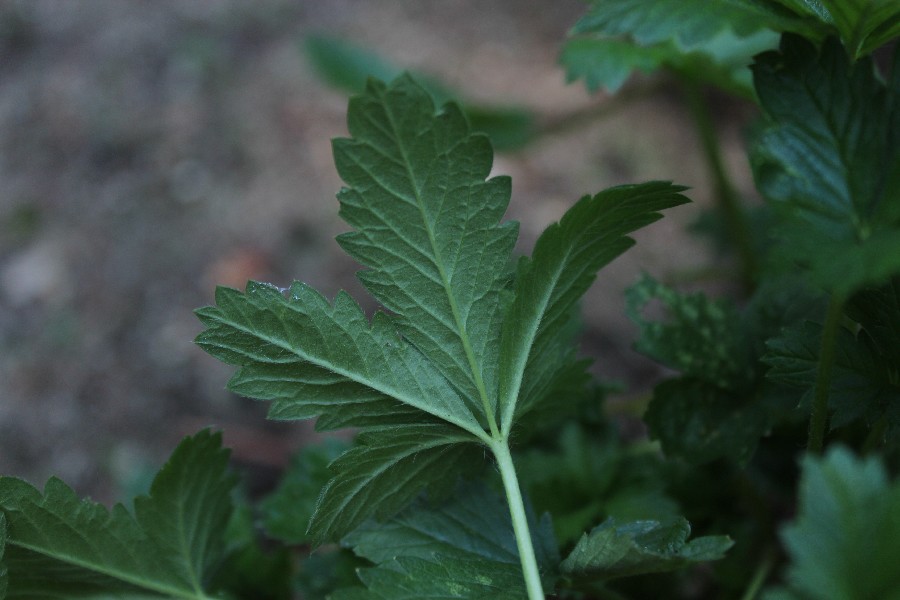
left=681, top=80, right=757, bottom=291
left=739, top=551, right=774, bottom=600
left=492, top=440, right=545, bottom=600
left=862, top=414, right=889, bottom=454
left=808, top=295, right=844, bottom=453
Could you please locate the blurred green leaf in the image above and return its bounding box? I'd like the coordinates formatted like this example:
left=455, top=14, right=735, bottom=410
left=645, top=378, right=771, bottom=465
left=764, top=317, right=900, bottom=432
left=336, top=484, right=559, bottom=599
left=213, top=495, right=292, bottom=600
left=517, top=422, right=678, bottom=545
left=626, top=274, right=754, bottom=389
left=751, top=36, right=900, bottom=297
left=303, top=34, right=536, bottom=150
left=775, top=0, right=900, bottom=56
left=563, top=0, right=820, bottom=96
left=560, top=517, right=732, bottom=582
left=776, top=446, right=900, bottom=599
left=260, top=438, right=349, bottom=545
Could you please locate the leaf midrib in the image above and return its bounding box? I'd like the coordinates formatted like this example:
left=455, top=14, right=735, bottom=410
left=9, top=536, right=212, bottom=600
left=378, top=87, right=500, bottom=439
left=212, top=313, right=490, bottom=442
left=500, top=237, right=574, bottom=434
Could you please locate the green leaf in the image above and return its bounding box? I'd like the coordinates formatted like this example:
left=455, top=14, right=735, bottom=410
left=562, top=37, right=670, bottom=93
left=213, top=494, right=292, bottom=600
left=305, top=34, right=401, bottom=96
left=846, top=276, right=900, bottom=369
left=497, top=182, right=689, bottom=433
left=196, top=281, right=485, bottom=436
left=0, top=430, right=235, bottom=599
left=333, top=75, right=518, bottom=425
left=751, top=35, right=900, bottom=297
left=764, top=318, right=900, bottom=430
left=571, top=0, right=808, bottom=47
left=645, top=378, right=771, bottom=465
left=337, top=484, right=559, bottom=599
left=197, top=74, right=688, bottom=575
left=560, top=517, right=732, bottom=582
left=307, top=425, right=483, bottom=544
left=0, top=513, right=7, bottom=600
left=260, top=438, right=349, bottom=545
left=304, top=35, right=536, bottom=151
left=781, top=0, right=900, bottom=56
left=626, top=274, right=754, bottom=389
left=625, top=275, right=807, bottom=464
left=563, top=0, right=821, bottom=95
left=516, top=422, right=678, bottom=545
left=779, top=446, right=900, bottom=600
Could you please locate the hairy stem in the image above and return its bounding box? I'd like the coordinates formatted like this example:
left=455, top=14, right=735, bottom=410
left=808, top=295, right=844, bottom=453
left=491, top=440, right=545, bottom=600
left=681, top=80, right=757, bottom=291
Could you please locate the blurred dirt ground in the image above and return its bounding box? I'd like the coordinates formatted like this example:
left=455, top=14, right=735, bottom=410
left=0, top=0, right=757, bottom=503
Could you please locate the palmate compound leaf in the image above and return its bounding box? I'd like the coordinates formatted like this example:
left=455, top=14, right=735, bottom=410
left=560, top=517, right=733, bottom=583
left=0, top=430, right=235, bottom=599
left=774, top=446, right=900, bottom=600
left=333, top=484, right=559, bottom=600
left=751, top=35, right=900, bottom=298
left=196, top=74, right=691, bottom=550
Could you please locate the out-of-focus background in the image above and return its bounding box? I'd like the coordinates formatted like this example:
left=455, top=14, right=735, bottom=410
left=0, top=0, right=756, bottom=502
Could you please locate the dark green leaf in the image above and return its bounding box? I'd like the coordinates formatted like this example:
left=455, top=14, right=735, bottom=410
left=645, top=378, right=770, bottom=464
left=779, top=446, right=900, bottom=599
left=751, top=35, right=900, bottom=297
left=764, top=319, right=900, bottom=429
left=196, top=282, right=484, bottom=436
left=308, top=425, right=483, bottom=545
left=0, top=513, right=7, bottom=600
left=781, top=0, right=900, bottom=56
left=0, top=430, right=235, bottom=599
left=517, top=423, right=678, bottom=545
left=560, top=517, right=732, bottom=582
left=846, top=276, right=900, bottom=369
left=304, top=35, right=536, bottom=151
left=626, top=274, right=754, bottom=389
left=571, top=0, right=810, bottom=46
left=562, top=37, right=670, bottom=93
left=260, top=438, right=349, bottom=545
left=304, top=34, right=405, bottom=96
left=338, top=483, right=559, bottom=599
left=498, top=182, right=689, bottom=433
left=334, top=75, right=517, bottom=418
left=563, top=0, right=824, bottom=95
left=213, top=495, right=292, bottom=600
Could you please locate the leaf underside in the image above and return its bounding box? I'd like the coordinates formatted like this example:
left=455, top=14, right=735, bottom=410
left=0, top=430, right=235, bottom=599
left=560, top=517, right=733, bottom=582
left=335, top=483, right=559, bottom=600
left=196, top=74, right=690, bottom=546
